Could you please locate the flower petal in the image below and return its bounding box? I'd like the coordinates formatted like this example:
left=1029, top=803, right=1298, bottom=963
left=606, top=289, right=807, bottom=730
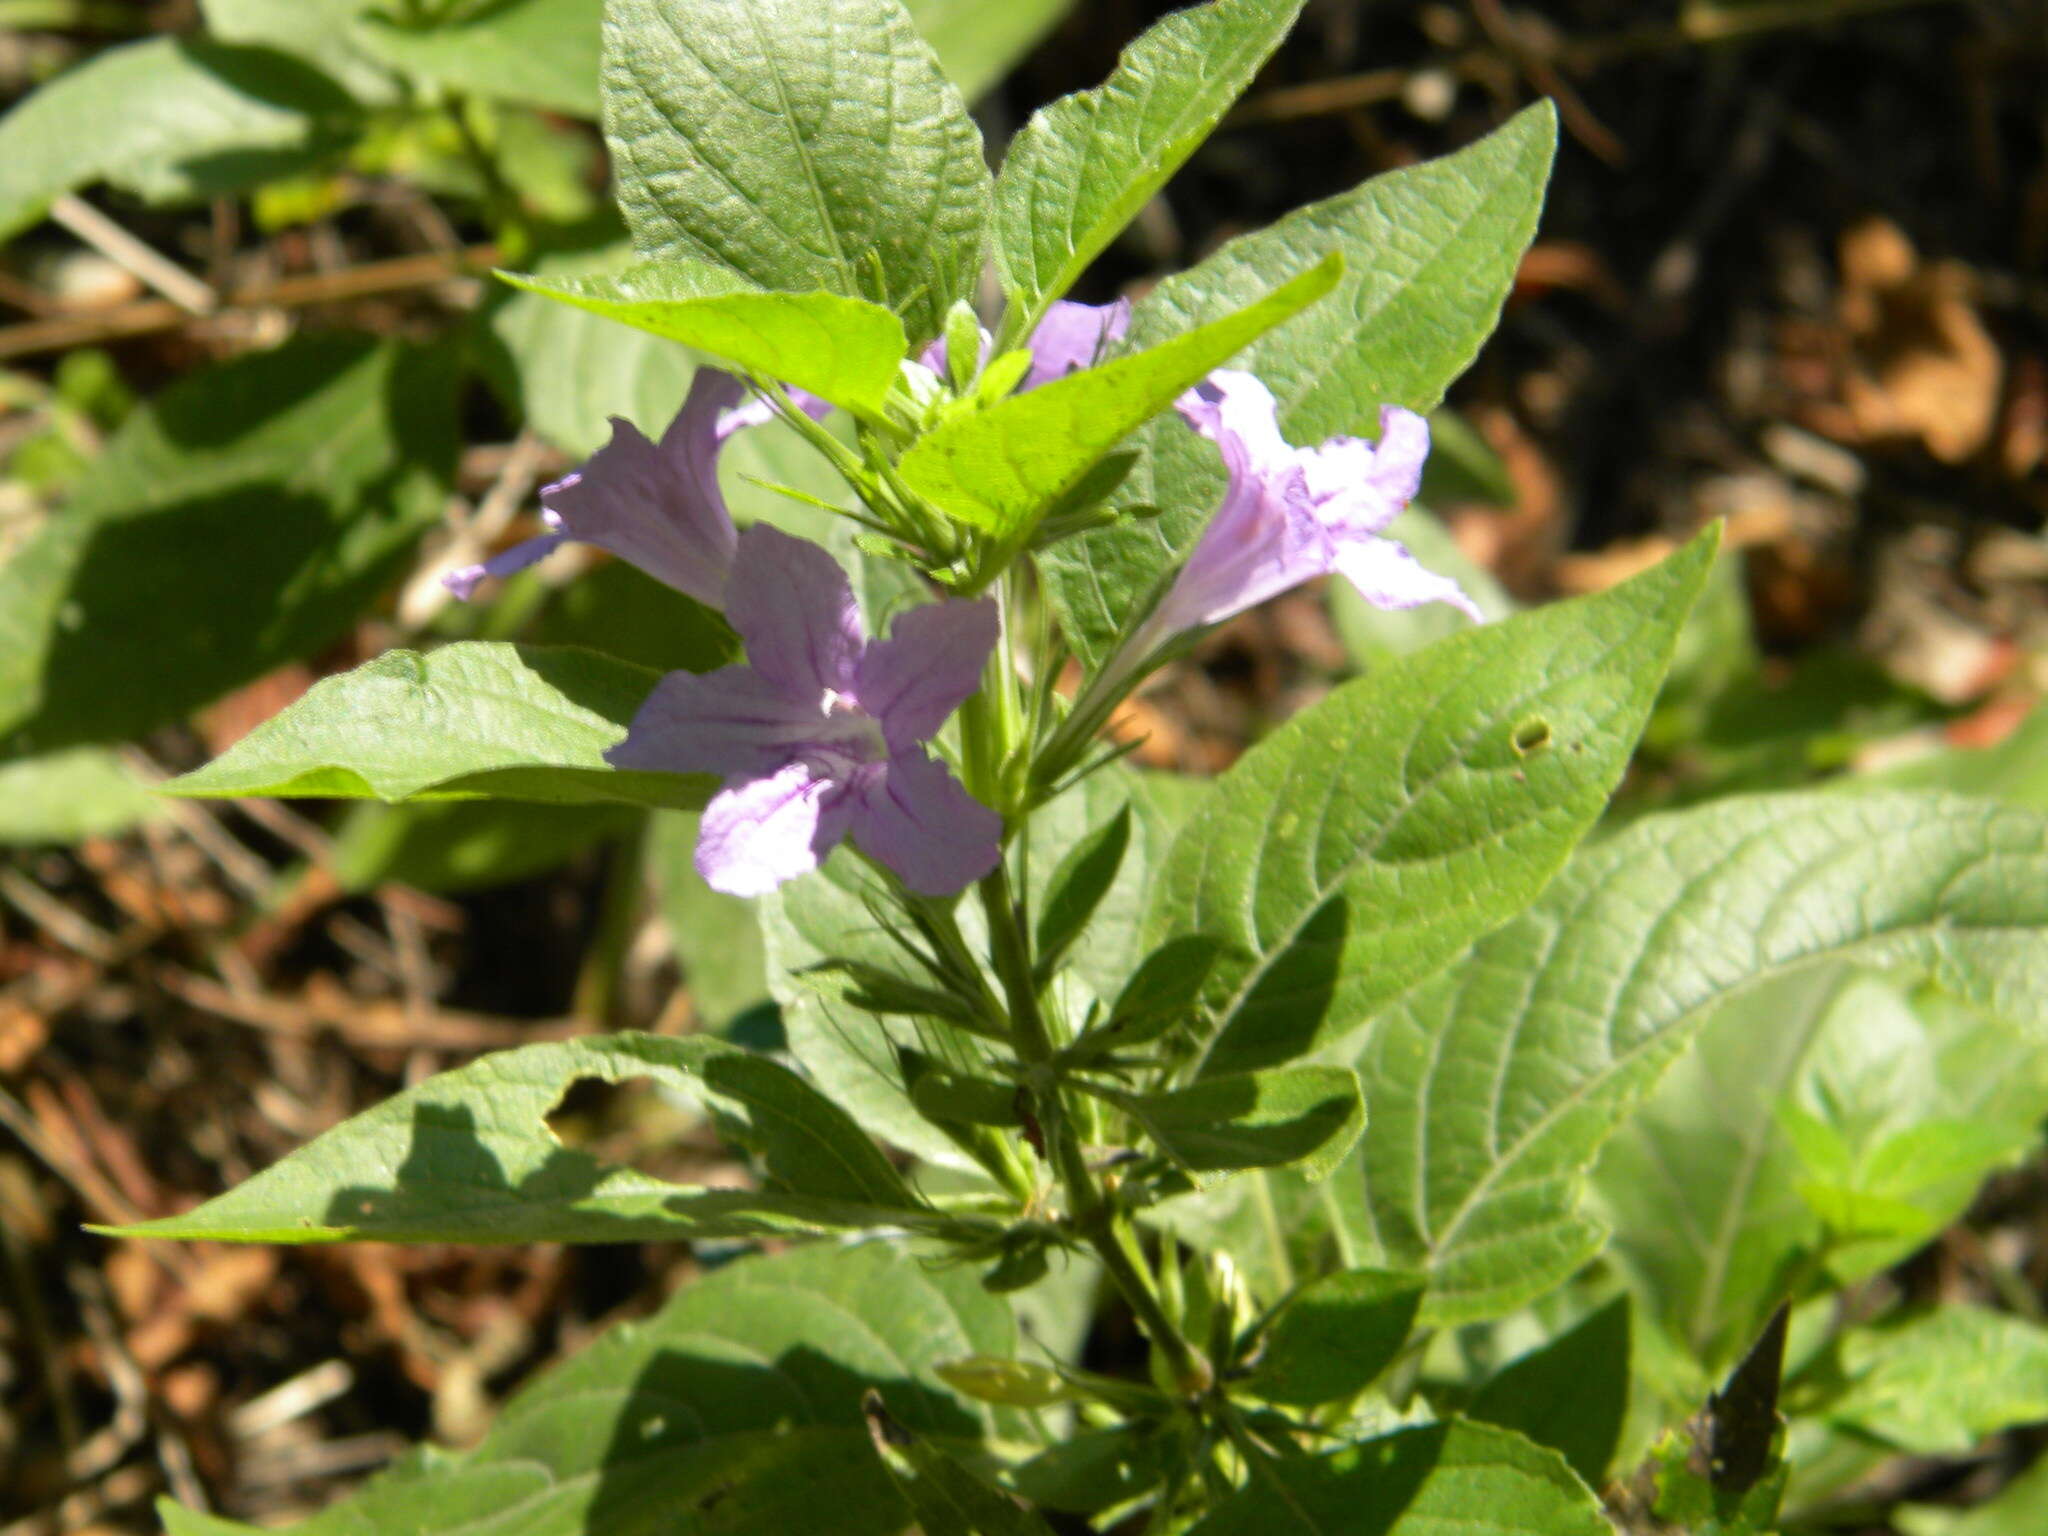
left=540, top=369, right=742, bottom=607
left=1021, top=299, right=1132, bottom=392
left=1175, top=368, right=1293, bottom=472
left=441, top=532, right=565, bottom=599
left=1331, top=534, right=1481, bottom=620
left=1300, top=405, right=1430, bottom=536
left=723, top=524, right=865, bottom=700
left=605, top=664, right=828, bottom=778
left=854, top=599, right=998, bottom=751
left=695, top=761, right=854, bottom=897
left=851, top=749, right=1002, bottom=896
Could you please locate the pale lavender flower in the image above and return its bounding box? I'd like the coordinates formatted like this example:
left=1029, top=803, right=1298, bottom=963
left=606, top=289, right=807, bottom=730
left=922, top=298, right=1132, bottom=393
left=607, top=524, right=1002, bottom=897
left=1132, top=370, right=1476, bottom=652
left=443, top=368, right=826, bottom=604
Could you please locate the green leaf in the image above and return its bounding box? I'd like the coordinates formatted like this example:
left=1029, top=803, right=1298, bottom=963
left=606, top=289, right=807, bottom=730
left=1851, top=703, right=2048, bottom=811
left=1041, top=103, right=1556, bottom=665
left=0, top=37, right=360, bottom=239
left=1809, top=1306, right=2048, bottom=1455
left=1896, top=1449, right=2048, bottom=1536
left=162, top=643, right=712, bottom=813
left=0, top=748, right=162, bottom=844
left=0, top=336, right=457, bottom=756
left=1361, top=791, right=2048, bottom=1326
left=201, top=0, right=399, bottom=101
left=903, top=0, right=1071, bottom=101
left=764, top=766, right=1195, bottom=1165
left=528, top=557, right=741, bottom=677
left=161, top=1238, right=1018, bottom=1535
left=1151, top=527, right=1715, bottom=1078
left=1188, top=1420, right=1609, bottom=1535
left=359, top=0, right=600, bottom=118
left=1034, top=803, right=1132, bottom=982
left=329, top=800, right=638, bottom=895
left=865, top=1394, right=1057, bottom=1536
left=903, top=254, right=1340, bottom=540
left=1246, top=1268, right=1424, bottom=1408
left=499, top=259, right=908, bottom=421
left=1467, top=1296, right=1630, bottom=1488
left=993, top=0, right=1305, bottom=328
left=110, top=1032, right=937, bottom=1245
left=1595, top=966, right=2048, bottom=1373
left=1101, top=1065, right=1364, bottom=1183
left=602, top=0, right=989, bottom=344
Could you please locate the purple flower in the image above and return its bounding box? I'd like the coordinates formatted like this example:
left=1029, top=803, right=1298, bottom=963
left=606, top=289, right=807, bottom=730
left=922, top=298, right=1132, bottom=393
left=1133, top=370, right=1477, bottom=651
left=607, top=524, right=1003, bottom=897
left=443, top=369, right=828, bottom=604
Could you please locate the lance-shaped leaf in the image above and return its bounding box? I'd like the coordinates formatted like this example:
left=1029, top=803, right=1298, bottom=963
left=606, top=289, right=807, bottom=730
left=901, top=254, right=1340, bottom=541
left=1245, top=1267, right=1424, bottom=1408
left=1042, top=103, right=1556, bottom=665
left=1150, top=528, right=1714, bottom=1079
left=499, top=259, right=908, bottom=421
left=161, top=1239, right=1020, bottom=1536
left=110, top=1033, right=945, bottom=1245
left=1188, top=1420, right=1609, bottom=1536
left=0, top=336, right=457, bottom=756
left=1362, top=791, right=2048, bottom=1327
left=164, top=643, right=714, bottom=813
left=1098, top=1066, right=1364, bottom=1184
left=603, top=0, right=989, bottom=344
left=994, top=0, right=1305, bottom=330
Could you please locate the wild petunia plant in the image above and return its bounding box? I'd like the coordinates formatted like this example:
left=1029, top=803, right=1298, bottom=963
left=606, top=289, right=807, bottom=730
left=118, top=2, right=2048, bottom=1534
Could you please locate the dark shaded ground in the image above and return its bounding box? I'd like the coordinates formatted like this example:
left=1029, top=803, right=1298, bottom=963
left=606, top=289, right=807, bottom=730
left=2, top=2, right=2046, bottom=1531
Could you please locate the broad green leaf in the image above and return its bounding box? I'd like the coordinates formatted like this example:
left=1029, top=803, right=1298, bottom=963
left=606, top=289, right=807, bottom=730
left=161, top=1239, right=1017, bottom=1535
left=1595, top=966, right=2048, bottom=1374
left=201, top=0, right=399, bottom=101
left=903, top=254, right=1340, bottom=540
left=1041, top=103, right=1557, bottom=665
left=359, top=0, right=600, bottom=118
left=1246, top=1267, right=1424, bottom=1408
left=1152, top=528, right=1715, bottom=1078
left=603, top=0, right=990, bottom=344
left=0, top=748, right=162, bottom=843
left=993, top=0, right=1305, bottom=329
left=1852, top=704, right=2048, bottom=811
left=0, top=337, right=457, bottom=756
left=649, top=810, right=771, bottom=1029
left=0, top=38, right=359, bottom=240
left=1809, top=1306, right=2048, bottom=1455
left=499, top=259, right=908, bottom=421
left=1102, top=1065, right=1364, bottom=1183
left=1896, top=1450, right=2048, bottom=1536
left=112, top=1032, right=937, bottom=1245
left=903, top=0, right=1071, bottom=101
left=866, top=1395, right=1057, bottom=1536
left=1467, top=1296, right=1630, bottom=1488
left=163, top=643, right=713, bottom=813
left=1362, top=792, right=2048, bottom=1326
left=1188, top=1420, right=1608, bottom=1536
left=329, top=800, right=638, bottom=895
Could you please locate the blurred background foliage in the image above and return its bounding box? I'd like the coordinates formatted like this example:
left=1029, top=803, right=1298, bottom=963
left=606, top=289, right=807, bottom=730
left=0, top=1, right=2045, bottom=1532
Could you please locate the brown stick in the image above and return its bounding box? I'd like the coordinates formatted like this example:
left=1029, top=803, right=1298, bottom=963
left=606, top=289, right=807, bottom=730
left=0, top=244, right=498, bottom=362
